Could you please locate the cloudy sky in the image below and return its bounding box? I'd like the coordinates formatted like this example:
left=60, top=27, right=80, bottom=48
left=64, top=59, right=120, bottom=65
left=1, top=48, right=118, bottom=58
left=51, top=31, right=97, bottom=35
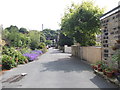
left=0, top=0, right=120, bottom=30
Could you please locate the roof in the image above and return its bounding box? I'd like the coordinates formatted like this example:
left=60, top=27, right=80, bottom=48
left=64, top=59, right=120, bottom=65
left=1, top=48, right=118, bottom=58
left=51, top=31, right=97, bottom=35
left=100, top=5, right=120, bottom=20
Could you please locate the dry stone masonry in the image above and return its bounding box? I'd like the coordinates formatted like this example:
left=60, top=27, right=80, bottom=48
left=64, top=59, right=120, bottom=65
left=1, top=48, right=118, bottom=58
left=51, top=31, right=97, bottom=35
left=100, top=4, right=120, bottom=67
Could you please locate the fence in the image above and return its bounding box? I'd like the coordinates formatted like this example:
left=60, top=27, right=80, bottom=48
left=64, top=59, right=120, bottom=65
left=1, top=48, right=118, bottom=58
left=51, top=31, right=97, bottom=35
left=72, top=45, right=102, bottom=64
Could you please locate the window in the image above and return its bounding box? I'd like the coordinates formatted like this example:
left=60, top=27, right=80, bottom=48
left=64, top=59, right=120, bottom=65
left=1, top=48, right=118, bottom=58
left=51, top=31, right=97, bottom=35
left=104, top=54, right=108, bottom=57
left=113, top=27, right=116, bottom=30
left=103, top=44, right=108, bottom=47
left=104, top=58, right=107, bottom=60
left=116, top=14, right=119, bottom=18
left=106, top=19, right=109, bottom=22
left=105, top=33, right=108, bottom=35
left=103, top=36, right=108, bottom=39
left=115, top=31, right=118, bottom=34
left=113, top=16, right=115, bottom=19
left=104, top=49, right=109, bottom=53
left=110, top=32, right=114, bottom=34
left=104, top=30, right=107, bottom=32
left=118, top=26, right=120, bottom=29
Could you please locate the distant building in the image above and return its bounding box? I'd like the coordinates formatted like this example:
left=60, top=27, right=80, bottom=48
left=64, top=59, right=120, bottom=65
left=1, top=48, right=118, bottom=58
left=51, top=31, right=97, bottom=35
left=100, top=4, right=120, bottom=67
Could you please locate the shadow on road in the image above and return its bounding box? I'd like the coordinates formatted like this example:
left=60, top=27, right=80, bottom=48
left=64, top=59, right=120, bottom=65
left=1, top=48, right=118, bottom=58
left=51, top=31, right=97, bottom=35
left=40, top=56, right=92, bottom=73
left=90, top=76, right=118, bottom=88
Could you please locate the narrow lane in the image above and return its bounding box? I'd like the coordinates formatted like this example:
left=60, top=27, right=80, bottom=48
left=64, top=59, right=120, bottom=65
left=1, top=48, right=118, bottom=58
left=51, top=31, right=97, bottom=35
left=2, top=48, right=118, bottom=88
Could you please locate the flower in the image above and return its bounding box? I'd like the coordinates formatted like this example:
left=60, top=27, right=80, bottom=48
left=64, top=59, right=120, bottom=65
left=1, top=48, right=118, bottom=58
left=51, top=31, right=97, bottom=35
left=32, top=50, right=43, bottom=54
left=23, top=50, right=43, bottom=61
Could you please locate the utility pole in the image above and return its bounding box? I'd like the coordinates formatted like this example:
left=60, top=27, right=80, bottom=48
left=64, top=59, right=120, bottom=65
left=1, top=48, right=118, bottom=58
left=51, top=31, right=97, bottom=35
left=42, top=24, right=43, bottom=31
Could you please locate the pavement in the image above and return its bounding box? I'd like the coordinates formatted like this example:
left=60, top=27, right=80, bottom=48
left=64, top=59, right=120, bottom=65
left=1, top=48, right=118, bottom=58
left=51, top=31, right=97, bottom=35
left=1, top=48, right=118, bottom=88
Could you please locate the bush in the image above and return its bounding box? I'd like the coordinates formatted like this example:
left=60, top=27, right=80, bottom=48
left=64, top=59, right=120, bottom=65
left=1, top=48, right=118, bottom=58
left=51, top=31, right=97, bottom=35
left=17, top=55, right=28, bottom=64
left=20, top=47, right=32, bottom=54
left=2, top=46, right=28, bottom=65
left=45, top=40, right=52, bottom=46
left=2, top=55, right=17, bottom=70
left=38, top=42, right=46, bottom=49
left=41, top=47, right=47, bottom=53
left=30, top=41, right=39, bottom=50
left=2, top=47, right=19, bottom=57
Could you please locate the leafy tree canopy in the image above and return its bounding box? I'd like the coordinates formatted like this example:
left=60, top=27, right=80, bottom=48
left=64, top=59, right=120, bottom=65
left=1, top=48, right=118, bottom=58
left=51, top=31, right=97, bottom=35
left=19, top=27, right=28, bottom=34
left=41, top=29, right=58, bottom=40
left=60, top=1, right=104, bottom=46
left=58, top=33, right=74, bottom=47
left=6, top=25, right=19, bottom=33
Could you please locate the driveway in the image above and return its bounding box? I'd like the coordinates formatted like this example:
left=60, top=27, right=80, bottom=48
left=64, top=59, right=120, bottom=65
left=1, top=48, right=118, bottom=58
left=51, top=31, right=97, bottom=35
left=2, top=48, right=118, bottom=88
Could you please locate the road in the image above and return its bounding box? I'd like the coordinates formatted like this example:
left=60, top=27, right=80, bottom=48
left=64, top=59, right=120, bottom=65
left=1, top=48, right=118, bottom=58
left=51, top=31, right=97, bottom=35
left=2, top=48, right=118, bottom=88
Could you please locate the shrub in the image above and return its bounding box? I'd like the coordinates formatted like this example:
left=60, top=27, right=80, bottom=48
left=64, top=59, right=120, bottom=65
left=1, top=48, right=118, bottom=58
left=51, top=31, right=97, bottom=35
left=17, top=55, right=28, bottom=64
left=2, top=55, right=17, bottom=70
left=2, top=47, right=19, bottom=57
left=37, top=42, right=46, bottom=49
left=32, top=50, right=43, bottom=55
left=30, top=41, right=39, bottom=50
left=41, top=47, right=47, bottom=53
left=20, top=47, right=32, bottom=54
left=2, top=46, right=28, bottom=65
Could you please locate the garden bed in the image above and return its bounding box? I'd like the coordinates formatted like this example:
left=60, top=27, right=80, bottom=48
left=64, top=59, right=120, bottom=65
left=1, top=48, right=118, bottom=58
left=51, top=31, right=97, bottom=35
left=2, top=46, right=47, bottom=71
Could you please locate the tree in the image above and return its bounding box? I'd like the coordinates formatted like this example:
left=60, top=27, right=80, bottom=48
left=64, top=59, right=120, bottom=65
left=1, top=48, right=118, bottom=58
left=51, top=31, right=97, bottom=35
left=3, top=26, right=31, bottom=47
left=40, top=32, right=46, bottom=42
left=29, top=30, right=40, bottom=49
left=41, top=29, right=58, bottom=40
left=19, top=28, right=28, bottom=34
left=45, top=40, right=52, bottom=46
left=58, top=33, right=74, bottom=47
left=6, top=25, right=19, bottom=33
left=2, top=29, right=10, bottom=40
left=60, top=1, right=104, bottom=46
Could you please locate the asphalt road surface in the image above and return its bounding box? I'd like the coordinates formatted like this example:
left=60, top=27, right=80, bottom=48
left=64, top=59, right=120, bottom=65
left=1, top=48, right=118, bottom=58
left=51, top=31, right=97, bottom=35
left=2, top=48, right=118, bottom=88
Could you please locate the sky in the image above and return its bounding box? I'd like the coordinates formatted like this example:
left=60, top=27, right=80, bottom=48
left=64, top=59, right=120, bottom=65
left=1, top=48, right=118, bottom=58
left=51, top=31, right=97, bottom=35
left=0, top=0, right=120, bottom=31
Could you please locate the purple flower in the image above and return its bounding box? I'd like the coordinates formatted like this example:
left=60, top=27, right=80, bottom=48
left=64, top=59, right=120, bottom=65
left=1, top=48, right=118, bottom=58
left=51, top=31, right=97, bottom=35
left=115, top=73, right=120, bottom=76
left=23, top=50, right=42, bottom=61
left=32, top=50, right=43, bottom=55
left=23, top=53, right=38, bottom=61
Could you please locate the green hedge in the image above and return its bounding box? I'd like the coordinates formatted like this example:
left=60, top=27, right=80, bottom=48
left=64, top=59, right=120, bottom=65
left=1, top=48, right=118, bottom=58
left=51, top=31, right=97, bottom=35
left=2, top=55, right=17, bottom=70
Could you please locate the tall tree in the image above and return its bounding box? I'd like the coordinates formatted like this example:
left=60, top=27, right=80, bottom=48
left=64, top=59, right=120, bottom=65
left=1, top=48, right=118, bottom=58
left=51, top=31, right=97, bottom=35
left=19, top=28, right=28, bottom=34
left=58, top=33, right=74, bottom=47
left=41, top=29, right=58, bottom=40
left=60, top=1, right=104, bottom=46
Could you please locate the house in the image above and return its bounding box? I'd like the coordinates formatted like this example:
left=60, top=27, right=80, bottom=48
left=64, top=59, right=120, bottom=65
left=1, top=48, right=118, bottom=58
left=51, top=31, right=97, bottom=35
left=100, top=4, right=120, bottom=68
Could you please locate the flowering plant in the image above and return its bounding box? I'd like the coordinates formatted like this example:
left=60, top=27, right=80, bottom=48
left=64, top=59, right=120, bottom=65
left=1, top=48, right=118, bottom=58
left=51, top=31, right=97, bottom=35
left=23, top=50, right=42, bottom=61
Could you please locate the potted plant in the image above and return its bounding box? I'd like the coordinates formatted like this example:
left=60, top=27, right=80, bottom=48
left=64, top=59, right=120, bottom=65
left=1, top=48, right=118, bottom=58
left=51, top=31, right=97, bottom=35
left=101, top=63, right=108, bottom=74
left=115, top=72, right=120, bottom=82
left=91, top=64, right=97, bottom=70
left=116, top=39, right=120, bottom=44
left=97, top=67, right=102, bottom=72
left=111, top=46, right=118, bottom=50
left=96, top=61, right=105, bottom=72
left=105, top=68, right=114, bottom=78
left=112, top=68, right=118, bottom=75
